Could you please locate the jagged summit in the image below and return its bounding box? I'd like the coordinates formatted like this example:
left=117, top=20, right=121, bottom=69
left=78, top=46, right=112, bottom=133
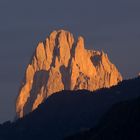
left=16, top=30, right=122, bottom=118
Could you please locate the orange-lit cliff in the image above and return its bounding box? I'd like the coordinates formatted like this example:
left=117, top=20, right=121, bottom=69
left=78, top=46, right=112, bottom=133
left=16, top=30, right=122, bottom=118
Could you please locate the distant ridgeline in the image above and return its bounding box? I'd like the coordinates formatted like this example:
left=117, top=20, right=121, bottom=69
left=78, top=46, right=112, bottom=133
left=16, top=30, right=122, bottom=118
left=0, top=77, right=140, bottom=140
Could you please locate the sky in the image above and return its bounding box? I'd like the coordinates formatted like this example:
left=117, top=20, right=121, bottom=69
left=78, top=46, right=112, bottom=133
left=0, top=0, right=140, bottom=123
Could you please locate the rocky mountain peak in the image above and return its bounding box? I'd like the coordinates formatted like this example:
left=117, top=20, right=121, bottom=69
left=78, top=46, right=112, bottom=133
left=16, top=30, right=122, bottom=118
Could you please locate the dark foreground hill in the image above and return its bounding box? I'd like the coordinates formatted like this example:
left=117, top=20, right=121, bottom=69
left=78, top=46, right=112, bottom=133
left=66, top=91, right=140, bottom=140
left=0, top=77, right=140, bottom=140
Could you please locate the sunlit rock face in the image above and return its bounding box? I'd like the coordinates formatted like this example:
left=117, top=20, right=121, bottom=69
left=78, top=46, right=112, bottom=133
left=16, top=30, right=122, bottom=118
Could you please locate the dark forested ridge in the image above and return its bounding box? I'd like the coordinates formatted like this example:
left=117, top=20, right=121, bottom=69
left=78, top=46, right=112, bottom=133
left=66, top=90, right=140, bottom=140
left=0, top=77, right=140, bottom=140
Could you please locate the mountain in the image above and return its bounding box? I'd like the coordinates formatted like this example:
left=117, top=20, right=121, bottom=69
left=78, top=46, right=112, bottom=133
left=16, top=30, right=122, bottom=118
left=0, top=77, right=140, bottom=140
left=66, top=79, right=140, bottom=140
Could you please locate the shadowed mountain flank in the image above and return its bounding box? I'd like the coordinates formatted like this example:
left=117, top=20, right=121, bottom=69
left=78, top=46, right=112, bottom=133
left=0, top=77, right=140, bottom=140
left=66, top=79, right=140, bottom=140
left=16, top=30, right=122, bottom=118
left=23, top=70, right=49, bottom=115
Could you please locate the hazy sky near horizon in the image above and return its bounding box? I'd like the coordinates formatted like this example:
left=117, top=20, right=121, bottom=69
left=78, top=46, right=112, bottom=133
left=0, top=0, right=140, bottom=123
